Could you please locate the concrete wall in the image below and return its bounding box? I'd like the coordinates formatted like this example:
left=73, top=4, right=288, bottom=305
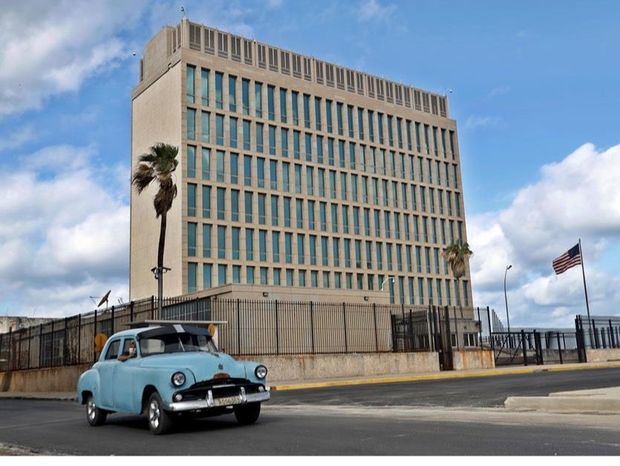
left=0, top=364, right=90, bottom=393
left=452, top=349, right=494, bottom=370
left=240, top=352, right=440, bottom=382
left=586, top=348, right=620, bottom=363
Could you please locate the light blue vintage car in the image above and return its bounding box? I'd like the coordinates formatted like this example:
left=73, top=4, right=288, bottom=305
left=76, top=323, right=270, bottom=434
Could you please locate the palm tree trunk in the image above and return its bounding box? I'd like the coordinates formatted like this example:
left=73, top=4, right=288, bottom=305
left=157, top=211, right=167, bottom=318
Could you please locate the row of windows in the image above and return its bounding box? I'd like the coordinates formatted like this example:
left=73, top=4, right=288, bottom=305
left=186, top=65, right=457, bottom=159
left=186, top=148, right=463, bottom=215
left=187, top=261, right=469, bottom=307
left=186, top=222, right=463, bottom=274
left=187, top=184, right=464, bottom=242
left=184, top=116, right=461, bottom=188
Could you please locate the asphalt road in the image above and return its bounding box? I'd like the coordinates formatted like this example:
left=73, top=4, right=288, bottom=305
left=0, top=368, right=619, bottom=455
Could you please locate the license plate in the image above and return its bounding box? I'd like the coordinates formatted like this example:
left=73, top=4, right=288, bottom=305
left=213, top=395, right=242, bottom=407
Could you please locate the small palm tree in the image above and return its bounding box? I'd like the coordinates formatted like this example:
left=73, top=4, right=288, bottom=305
left=132, top=143, right=179, bottom=316
left=443, top=240, right=473, bottom=306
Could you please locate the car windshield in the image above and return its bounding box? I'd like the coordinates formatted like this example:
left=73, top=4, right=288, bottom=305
left=140, top=332, right=218, bottom=357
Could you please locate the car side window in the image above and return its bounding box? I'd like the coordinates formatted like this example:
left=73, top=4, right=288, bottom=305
left=122, top=339, right=137, bottom=357
left=105, top=340, right=121, bottom=360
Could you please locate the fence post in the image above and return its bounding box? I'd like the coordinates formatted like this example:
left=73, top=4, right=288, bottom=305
left=77, top=314, right=82, bottom=365
left=486, top=306, right=494, bottom=352
left=130, top=301, right=134, bottom=323
left=390, top=314, right=397, bottom=352
left=38, top=324, right=43, bottom=368
left=556, top=332, right=563, bottom=364
left=343, top=303, right=348, bottom=353
left=7, top=327, right=12, bottom=371
left=236, top=299, right=241, bottom=355
left=111, top=306, right=115, bottom=335
left=50, top=319, right=55, bottom=368
left=592, top=320, right=599, bottom=349
left=610, top=320, right=616, bottom=348
left=93, top=309, right=98, bottom=363
left=373, top=303, right=379, bottom=352
left=521, top=330, right=528, bottom=366
left=310, top=301, right=315, bottom=354
left=63, top=317, right=68, bottom=366
left=274, top=300, right=279, bottom=355
left=151, top=295, right=155, bottom=320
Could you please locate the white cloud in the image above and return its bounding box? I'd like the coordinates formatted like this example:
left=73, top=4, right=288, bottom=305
left=0, top=126, right=37, bottom=152
left=465, top=115, right=503, bottom=130
left=357, top=0, right=396, bottom=22
left=0, top=0, right=146, bottom=115
left=0, top=145, right=129, bottom=317
left=470, top=143, right=620, bottom=327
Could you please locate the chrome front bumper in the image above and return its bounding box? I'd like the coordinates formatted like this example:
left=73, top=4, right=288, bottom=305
left=167, top=387, right=271, bottom=412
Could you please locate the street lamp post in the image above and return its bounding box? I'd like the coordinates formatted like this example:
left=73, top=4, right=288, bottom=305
left=504, top=265, right=513, bottom=333
left=380, top=277, right=395, bottom=291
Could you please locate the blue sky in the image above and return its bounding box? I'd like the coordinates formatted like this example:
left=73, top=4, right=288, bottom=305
left=1, top=0, right=619, bottom=326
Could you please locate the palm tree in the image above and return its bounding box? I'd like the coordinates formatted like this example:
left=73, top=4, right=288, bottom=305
left=132, top=143, right=179, bottom=317
left=442, top=240, right=473, bottom=307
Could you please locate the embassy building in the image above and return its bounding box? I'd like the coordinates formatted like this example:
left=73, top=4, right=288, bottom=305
left=130, top=20, right=472, bottom=306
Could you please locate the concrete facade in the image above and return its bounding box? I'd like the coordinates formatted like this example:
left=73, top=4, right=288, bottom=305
left=0, top=317, right=53, bottom=334
left=130, top=20, right=472, bottom=307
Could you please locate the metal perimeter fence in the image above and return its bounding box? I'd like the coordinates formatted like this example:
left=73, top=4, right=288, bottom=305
left=0, top=297, right=488, bottom=372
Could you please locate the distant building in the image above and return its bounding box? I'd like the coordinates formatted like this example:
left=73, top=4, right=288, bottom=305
left=130, top=20, right=472, bottom=307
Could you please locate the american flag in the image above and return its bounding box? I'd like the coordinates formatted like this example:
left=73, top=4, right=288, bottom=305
left=552, top=243, right=582, bottom=275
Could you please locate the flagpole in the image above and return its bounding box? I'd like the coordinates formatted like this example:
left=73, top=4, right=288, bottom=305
left=579, top=238, right=593, bottom=345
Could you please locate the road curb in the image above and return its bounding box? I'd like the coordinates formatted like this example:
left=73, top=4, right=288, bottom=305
left=271, top=362, right=620, bottom=391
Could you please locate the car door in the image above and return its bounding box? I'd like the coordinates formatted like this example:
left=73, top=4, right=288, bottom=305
left=114, top=338, right=139, bottom=413
left=98, top=339, right=121, bottom=409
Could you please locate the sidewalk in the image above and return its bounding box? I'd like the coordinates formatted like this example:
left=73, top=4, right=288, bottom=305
left=1, top=360, right=618, bottom=400
left=505, top=386, right=620, bottom=413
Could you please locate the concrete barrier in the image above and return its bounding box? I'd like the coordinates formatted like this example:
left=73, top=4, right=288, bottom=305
left=586, top=348, right=620, bottom=362
left=1, top=352, right=441, bottom=392
left=452, top=349, right=495, bottom=370
left=240, top=352, right=440, bottom=382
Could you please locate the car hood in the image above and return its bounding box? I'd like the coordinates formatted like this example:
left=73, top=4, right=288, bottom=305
left=138, top=352, right=246, bottom=382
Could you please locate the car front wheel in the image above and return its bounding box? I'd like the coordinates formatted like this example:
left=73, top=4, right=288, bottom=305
left=234, top=402, right=261, bottom=425
left=147, top=392, right=173, bottom=435
left=86, top=395, right=107, bottom=426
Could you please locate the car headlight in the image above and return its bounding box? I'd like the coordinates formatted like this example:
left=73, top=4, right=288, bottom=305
left=171, top=371, right=186, bottom=387
left=255, top=365, right=268, bottom=379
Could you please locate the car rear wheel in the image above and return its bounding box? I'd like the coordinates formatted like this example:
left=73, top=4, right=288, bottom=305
left=147, top=392, right=173, bottom=435
left=234, top=402, right=261, bottom=425
left=86, top=395, right=107, bottom=426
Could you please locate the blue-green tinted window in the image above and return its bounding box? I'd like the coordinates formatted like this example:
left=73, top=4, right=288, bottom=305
left=216, top=150, right=225, bottom=182
left=267, top=85, right=275, bottom=120
left=321, top=237, right=329, bottom=266
left=230, top=153, right=238, bottom=184
left=187, top=183, right=196, bottom=216
left=305, top=133, right=312, bottom=161
left=336, top=103, right=343, bottom=135
left=294, top=165, right=302, bottom=193
left=202, top=186, right=211, bottom=217
left=215, top=114, right=224, bottom=145
left=297, top=234, right=305, bottom=264
left=272, top=231, right=280, bottom=262
left=281, top=128, right=288, bottom=157
left=387, top=115, right=394, bottom=146
left=303, top=94, right=310, bottom=128
left=215, top=72, right=223, bottom=109
left=258, top=193, right=266, bottom=224
left=327, top=138, right=334, bottom=165
left=217, top=188, right=225, bottom=220
left=202, top=224, right=211, bottom=257
left=188, top=262, right=197, bottom=293
left=218, top=264, right=227, bottom=286
left=309, top=235, right=317, bottom=264
left=201, top=148, right=211, bottom=180
left=186, top=108, right=196, bottom=140
left=187, top=146, right=196, bottom=178
left=259, top=230, right=267, bottom=261
left=242, top=79, right=250, bottom=115
left=254, top=82, right=263, bottom=117
left=317, top=136, right=323, bottom=163
left=260, top=267, right=268, bottom=285
left=243, top=120, right=251, bottom=150
left=273, top=268, right=281, bottom=285
left=244, top=191, right=253, bottom=222
left=231, top=189, right=239, bottom=221
left=186, top=65, right=195, bottom=103
left=326, top=100, right=333, bottom=132
left=246, top=228, right=254, bottom=260
left=270, top=160, right=278, bottom=190
left=397, top=118, right=403, bottom=149
left=406, top=121, right=413, bottom=151
left=246, top=266, right=255, bottom=284
left=306, top=167, right=314, bottom=195
left=357, top=108, right=364, bottom=139
left=217, top=225, right=226, bottom=259
left=268, top=126, right=276, bottom=155
left=368, top=110, right=374, bottom=141
left=338, top=140, right=345, bottom=168
left=203, top=264, right=212, bottom=289
left=232, top=227, right=240, bottom=260
left=292, top=91, right=299, bottom=124
left=283, top=197, right=291, bottom=227
left=228, top=75, right=237, bottom=112
left=378, top=113, right=384, bottom=143
left=286, top=269, right=293, bottom=286
left=347, top=105, right=354, bottom=138
left=271, top=194, right=279, bottom=226
left=285, top=233, right=293, bottom=263
left=201, top=111, right=210, bottom=143
left=296, top=199, right=303, bottom=228
left=257, top=157, right=265, bottom=188
left=332, top=238, right=340, bottom=267
left=279, top=88, right=287, bottom=123
left=200, top=68, right=209, bottom=106
left=314, top=97, right=322, bottom=130
left=293, top=131, right=300, bottom=159
left=282, top=163, right=290, bottom=192
left=187, top=222, right=196, bottom=256
left=244, top=155, right=252, bottom=186
left=349, top=142, right=356, bottom=169
left=229, top=117, right=238, bottom=148
left=233, top=265, right=241, bottom=284
left=256, top=122, right=264, bottom=152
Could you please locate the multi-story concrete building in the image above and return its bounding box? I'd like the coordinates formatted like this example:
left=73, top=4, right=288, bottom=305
left=130, top=20, right=472, bottom=306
